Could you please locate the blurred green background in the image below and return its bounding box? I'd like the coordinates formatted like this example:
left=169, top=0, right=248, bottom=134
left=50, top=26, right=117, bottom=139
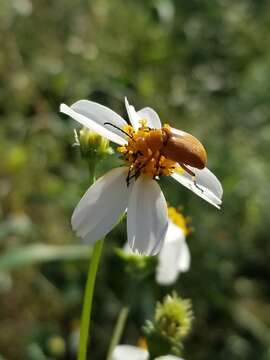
left=1, top=0, right=270, bottom=359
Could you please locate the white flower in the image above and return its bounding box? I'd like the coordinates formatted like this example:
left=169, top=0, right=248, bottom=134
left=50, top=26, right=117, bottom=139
left=124, top=207, right=191, bottom=285
left=112, top=345, right=184, bottom=360
left=156, top=216, right=190, bottom=286
left=60, top=98, right=222, bottom=255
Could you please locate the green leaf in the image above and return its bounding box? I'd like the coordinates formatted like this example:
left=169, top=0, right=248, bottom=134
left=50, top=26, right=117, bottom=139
left=0, top=244, right=92, bottom=271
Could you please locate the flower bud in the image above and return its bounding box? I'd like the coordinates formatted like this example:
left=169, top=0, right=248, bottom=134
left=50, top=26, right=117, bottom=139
left=155, top=293, right=193, bottom=341
left=75, top=127, right=112, bottom=162
left=143, top=293, right=193, bottom=358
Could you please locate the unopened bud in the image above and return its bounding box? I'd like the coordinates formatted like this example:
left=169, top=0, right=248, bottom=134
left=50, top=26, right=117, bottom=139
left=155, top=293, right=193, bottom=341
left=75, top=127, right=112, bottom=161
left=143, top=293, right=193, bottom=358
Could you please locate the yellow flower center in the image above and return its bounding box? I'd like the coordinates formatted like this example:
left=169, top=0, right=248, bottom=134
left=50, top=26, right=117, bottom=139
left=168, top=206, right=190, bottom=236
left=118, top=121, right=177, bottom=179
left=137, top=337, right=148, bottom=350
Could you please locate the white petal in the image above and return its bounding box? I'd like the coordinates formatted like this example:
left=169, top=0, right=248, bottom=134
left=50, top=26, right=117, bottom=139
left=112, top=345, right=149, bottom=360
left=191, top=166, right=223, bottom=199
left=72, top=167, right=129, bottom=244
left=155, top=356, right=184, bottom=360
left=125, top=97, right=141, bottom=130
left=178, top=239, right=191, bottom=272
left=156, top=222, right=187, bottom=285
left=137, top=107, right=162, bottom=129
left=127, top=176, right=168, bottom=256
left=60, top=102, right=127, bottom=145
left=171, top=167, right=222, bottom=209
left=165, top=221, right=185, bottom=243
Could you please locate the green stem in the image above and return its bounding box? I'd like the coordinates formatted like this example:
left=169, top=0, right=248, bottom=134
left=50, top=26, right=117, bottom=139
left=106, top=306, right=130, bottom=360
left=87, top=162, right=96, bottom=183
left=77, top=160, right=102, bottom=360
left=77, top=238, right=104, bottom=360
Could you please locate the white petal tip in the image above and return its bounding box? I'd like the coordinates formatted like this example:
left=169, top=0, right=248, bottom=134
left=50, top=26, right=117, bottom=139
left=215, top=201, right=222, bottom=210
left=124, top=97, right=129, bottom=108
left=60, top=103, right=69, bottom=114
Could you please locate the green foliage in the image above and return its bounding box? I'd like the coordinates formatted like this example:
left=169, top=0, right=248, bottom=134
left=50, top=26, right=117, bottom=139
left=0, top=244, right=91, bottom=271
left=0, top=0, right=270, bottom=359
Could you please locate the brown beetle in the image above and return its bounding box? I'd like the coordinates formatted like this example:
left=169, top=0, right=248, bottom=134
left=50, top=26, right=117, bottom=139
left=160, top=127, right=207, bottom=176
left=104, top=122, right=207, bottom=181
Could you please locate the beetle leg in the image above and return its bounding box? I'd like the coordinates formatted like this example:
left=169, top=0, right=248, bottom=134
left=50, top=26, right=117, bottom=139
left=179, top=163, right=195, bottom=177
left=193, top=179, right=204, bottom=193
left=126, top=164, right=146, bottom=184
left=179, top=163, right=196, bottom=178
left=180, top=163, right=204, bottom=193
left=125, top=150, right=145, bottom=186
left=126, top=151, right=155, bottom=185
left=126, top=157, right=146, bottom=185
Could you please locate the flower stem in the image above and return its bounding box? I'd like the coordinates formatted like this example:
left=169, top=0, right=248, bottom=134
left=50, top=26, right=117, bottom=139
left=77, top=160, right=102, bottom=360
left=106, top=306, right=129, bottom=360
left=77, top=238, right=104, bottom=360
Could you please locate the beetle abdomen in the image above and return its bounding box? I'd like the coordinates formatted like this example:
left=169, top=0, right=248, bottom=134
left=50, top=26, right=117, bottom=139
left=161, top=133, right=207, bottom=169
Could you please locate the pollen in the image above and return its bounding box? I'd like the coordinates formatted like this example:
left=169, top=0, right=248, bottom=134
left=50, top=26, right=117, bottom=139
left=118, top=122, right=177, bottom=180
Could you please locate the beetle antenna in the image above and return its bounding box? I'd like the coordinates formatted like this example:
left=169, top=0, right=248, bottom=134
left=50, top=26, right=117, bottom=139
left=104, top=122, right=133, bottom=139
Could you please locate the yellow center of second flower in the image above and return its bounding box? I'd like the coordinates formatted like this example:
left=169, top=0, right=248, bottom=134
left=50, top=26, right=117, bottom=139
left=168, top=206, right=190, bottom=236
left=118, top=121, right=177, bottom=179
left=137, top=337, right=148, bottom=350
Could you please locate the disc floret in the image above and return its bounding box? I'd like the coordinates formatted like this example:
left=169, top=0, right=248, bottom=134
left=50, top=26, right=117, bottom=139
left=118, top=121, right=177, bottom=181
